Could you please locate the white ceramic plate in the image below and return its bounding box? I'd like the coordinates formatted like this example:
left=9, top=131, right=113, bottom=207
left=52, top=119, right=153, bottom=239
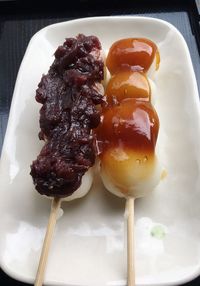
left=0, top=16, right=200, bottom=286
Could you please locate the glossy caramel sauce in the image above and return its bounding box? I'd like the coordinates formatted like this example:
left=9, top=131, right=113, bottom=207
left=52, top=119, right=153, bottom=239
left=96, top=38, right=160, bottom=195
left=106, top=38, right=160, bottom=74
left=101, top=147, right=157, bottom=192
left=106, top=71, right=151, bottom=104
left=97, top=99, right=159, bottom=153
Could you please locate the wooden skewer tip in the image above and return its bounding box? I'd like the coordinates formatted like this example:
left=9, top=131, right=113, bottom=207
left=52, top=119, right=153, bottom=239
left=34, top=197, right=61, bottom=286
left=127, top=197, right=135, bottom=286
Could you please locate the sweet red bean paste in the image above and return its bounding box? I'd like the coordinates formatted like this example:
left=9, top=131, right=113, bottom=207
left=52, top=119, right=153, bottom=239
left=30, top=34, right=104, bottom=197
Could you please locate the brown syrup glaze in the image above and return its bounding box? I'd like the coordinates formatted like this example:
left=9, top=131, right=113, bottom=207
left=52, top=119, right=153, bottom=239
left=106, top=38, right=160, bottom=74
left=96, top=99, right=159, bottom=154
left=96, top=37, right=160, bottom=196
left=106, top=71, right=150, bottom=104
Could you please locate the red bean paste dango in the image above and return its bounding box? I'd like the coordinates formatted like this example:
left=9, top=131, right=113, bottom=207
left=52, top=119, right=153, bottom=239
left=30, top=34, right=104, bottom=198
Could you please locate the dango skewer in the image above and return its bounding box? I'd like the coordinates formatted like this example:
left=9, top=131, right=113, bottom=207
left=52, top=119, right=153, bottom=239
left=30, top=34, right=105, bottom=286
left=97, top=38, right=161, bottom=286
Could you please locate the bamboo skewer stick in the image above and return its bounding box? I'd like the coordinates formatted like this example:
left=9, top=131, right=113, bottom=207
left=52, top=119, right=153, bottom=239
left=34, top=197, right=62, bottom=286
left=127, top=197, right=135, bottom=286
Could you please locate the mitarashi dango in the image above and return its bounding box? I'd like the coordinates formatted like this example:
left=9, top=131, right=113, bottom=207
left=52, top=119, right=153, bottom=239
left=105, top=71, right=151, bottom=104
left=106, top=38, right=160, bottom=75
left=97, top=99, right=162, bottom=198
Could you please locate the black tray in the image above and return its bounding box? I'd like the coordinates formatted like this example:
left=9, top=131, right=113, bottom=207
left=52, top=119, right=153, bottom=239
left=0, top=1, right=200, bottom=285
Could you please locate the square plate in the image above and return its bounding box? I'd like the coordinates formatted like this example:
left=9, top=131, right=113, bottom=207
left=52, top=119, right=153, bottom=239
left=0, top=16, right=200, bottom=286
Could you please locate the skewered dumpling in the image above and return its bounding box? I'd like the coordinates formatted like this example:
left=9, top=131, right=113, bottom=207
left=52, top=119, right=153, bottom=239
left=106, top=38, right=160, bottom=76
left=97, top=99, right=162, bottom=198
left=106, top=71, right=151, bottom=104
